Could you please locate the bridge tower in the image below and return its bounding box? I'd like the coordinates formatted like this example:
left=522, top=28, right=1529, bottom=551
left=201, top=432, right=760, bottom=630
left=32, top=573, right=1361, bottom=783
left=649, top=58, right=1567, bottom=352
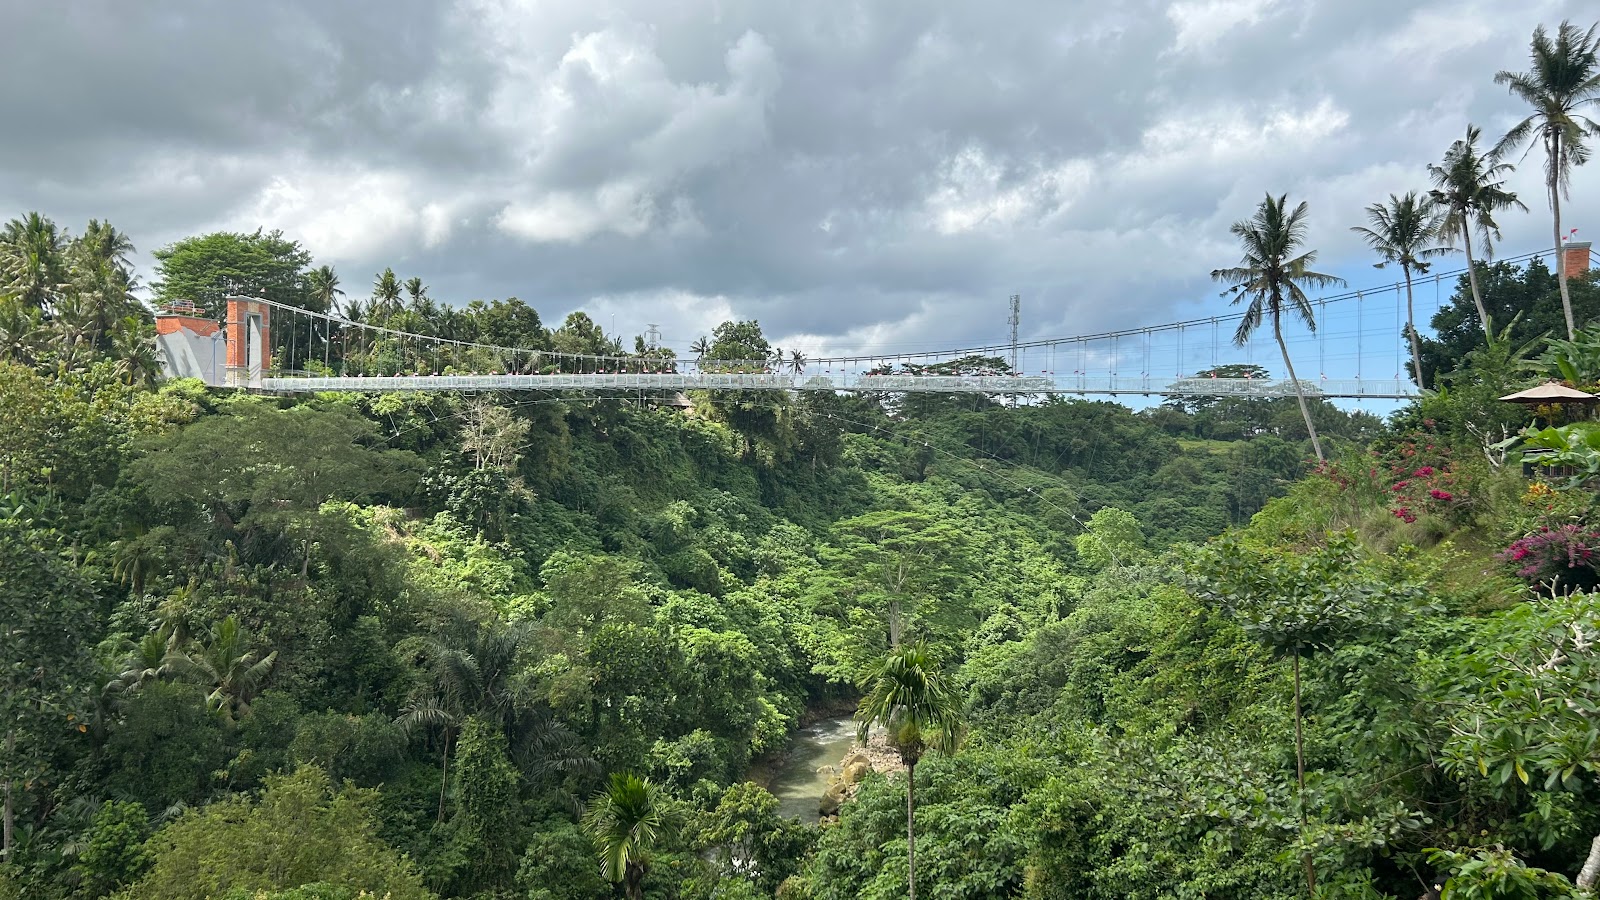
left=1564, top=239, right=1592, bottom=280
left=224, top=296, right=272, bottom=388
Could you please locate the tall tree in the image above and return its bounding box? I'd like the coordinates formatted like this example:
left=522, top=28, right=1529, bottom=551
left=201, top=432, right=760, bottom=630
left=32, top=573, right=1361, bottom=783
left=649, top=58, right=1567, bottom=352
left=1350, top=192, right=1451, bottom=386
left=1211, top=193, right=1346, bottom=462
left=1496, top=20, right=1600, bottom=339
left=0, top=298, right=46, bottom=365
left=0, top=212, right=68, bottom=310
left=582, top=772, right=665, bottom=900
left=70, top=220, right=143, bottom=348
left=855, top=642, right=964, bottom=900
left=74, top=219, right=136, bottom=285
left=151, top=229, right=311, bottom=319
left=0, top=517, right=97, bottom=864
left=403, top=276, right=428, bottom=309
left=372, top=268, right=402, bottom=319
left=306, top=264, right=343, bottom=315
left=1193, top=535, right=1426, bottom=899
left=110, top=317, right=160, bottom=388
left=819, top=510, right=965, bottom=661
left=1427, top=126, right=1526, bottom=339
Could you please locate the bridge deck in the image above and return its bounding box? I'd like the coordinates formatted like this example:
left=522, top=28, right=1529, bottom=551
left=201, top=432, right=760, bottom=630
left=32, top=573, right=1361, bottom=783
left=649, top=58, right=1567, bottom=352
left=260, top=373, right=1416, bottom=399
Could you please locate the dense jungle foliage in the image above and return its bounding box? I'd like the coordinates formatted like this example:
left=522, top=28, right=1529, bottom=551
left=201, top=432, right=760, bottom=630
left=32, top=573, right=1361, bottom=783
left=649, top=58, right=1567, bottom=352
left=4, top=204, right=1600, bottom=900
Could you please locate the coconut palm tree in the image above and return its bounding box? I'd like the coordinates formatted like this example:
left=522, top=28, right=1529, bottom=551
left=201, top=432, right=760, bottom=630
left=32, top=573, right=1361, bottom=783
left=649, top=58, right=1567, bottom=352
left=111, top=318, right=160, bottom=388
left=168, top=615, right=277, bottom=721
left=1495, top=20, right=1600, bottom=340
left=583, top=773, right=664, bottom=900
left=1350, top=192, right=1451, bottom=387
left=47, top=292, right=97, bottom=373
left=404, top=276, right=428, bottom=309
left=372, top=268, right=402, bottom=319
left=1212, top=194, right=1346, bottom=462
left=306, top=265, right=343, bottom=314
left=0, top=297, right=45, bottom=364
left=394, top=612, right=592, bottom=819
left=690, top=336, right=710, bottom=367
left=855, top=641, right=964, bottom=900
left=107, top=633, right=177, bottom=696
left=789, top=348, right=807, bottom=373
left=0, top=212, right=68, bottom=310
left=1427, top=126, right=1526, bottom=339
left=74, top=219, right=138, bottom=292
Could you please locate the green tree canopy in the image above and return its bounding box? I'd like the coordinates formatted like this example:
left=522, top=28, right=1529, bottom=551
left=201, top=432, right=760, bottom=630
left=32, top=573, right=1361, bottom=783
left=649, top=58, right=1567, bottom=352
left=126, top=766, right=432, bottom=900
left=0, top=516, right=96, bottom=864
left=151, top=229, right=312, bottom=318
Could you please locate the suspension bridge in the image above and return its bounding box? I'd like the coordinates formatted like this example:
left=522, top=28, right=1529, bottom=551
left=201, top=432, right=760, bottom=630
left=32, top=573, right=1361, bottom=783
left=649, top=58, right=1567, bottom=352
left=154, top=245, right=1595, bottom=401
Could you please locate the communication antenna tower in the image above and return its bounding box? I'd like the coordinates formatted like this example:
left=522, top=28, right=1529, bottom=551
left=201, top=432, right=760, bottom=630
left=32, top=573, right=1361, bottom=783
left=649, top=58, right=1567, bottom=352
left=1007, top=295, right=1021, bottom=374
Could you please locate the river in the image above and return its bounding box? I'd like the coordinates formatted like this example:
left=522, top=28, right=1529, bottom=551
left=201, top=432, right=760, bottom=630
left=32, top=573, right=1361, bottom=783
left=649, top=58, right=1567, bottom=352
left=758, top=716, right=859, bottom=821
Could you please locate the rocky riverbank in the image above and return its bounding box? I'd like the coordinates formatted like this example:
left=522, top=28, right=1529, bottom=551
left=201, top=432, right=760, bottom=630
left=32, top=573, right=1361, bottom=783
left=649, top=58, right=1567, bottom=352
left=818, top=726, right=906, bottom=818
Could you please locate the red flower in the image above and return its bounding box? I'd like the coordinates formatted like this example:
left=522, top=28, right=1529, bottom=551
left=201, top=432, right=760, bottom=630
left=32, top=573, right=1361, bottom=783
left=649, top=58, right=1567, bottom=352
left=1429, top=489, right=1453, bottom=501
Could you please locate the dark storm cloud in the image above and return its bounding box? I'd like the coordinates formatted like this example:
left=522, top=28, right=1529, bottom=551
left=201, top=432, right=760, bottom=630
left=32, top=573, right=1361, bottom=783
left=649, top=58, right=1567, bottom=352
left=0, top=0, right=1593, bottom=356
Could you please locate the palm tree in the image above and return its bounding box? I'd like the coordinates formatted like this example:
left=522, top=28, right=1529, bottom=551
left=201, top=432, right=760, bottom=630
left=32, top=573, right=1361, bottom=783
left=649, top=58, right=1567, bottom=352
left=1427, top=126, right=1526, bottom=339
left=306, top=265, right=343, bottom=314
left=77, top=219, right=134, bottom=268
left=168, top=615, right=277, bottom=721
left=74, top=219, right=138, bottom=292
left=1211, top=194, right=1346, bottom=462
left=107, top=633, right=176, bottom=696
left=0, top=297, right=45, bottom=364
left=47, top=292, right=96, bottom=373
left=583, top=773, right=664, bottom=900
left=404, top=276, right=428, bottom=309
left=789, top=348, right=807, bottom=373
left=0, top=212, right=68, bottom=309
left=394, top=612, right=591, bottom=819
left=855, top=641, right=964, bottom=900
left=1495, top=20, right=1600, bottom=339
left=372, top=268, right=402, bottom=319
left=111, top=318, right=160, bottom=388
left=1350, top=192, right=1451, bottom=387
left=690, top=336, right=710, bottom=367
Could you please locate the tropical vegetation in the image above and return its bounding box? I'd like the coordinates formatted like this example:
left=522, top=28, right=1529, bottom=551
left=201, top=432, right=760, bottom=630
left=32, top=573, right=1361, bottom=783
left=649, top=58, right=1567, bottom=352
left=4, top=17, right=1600, bottom=900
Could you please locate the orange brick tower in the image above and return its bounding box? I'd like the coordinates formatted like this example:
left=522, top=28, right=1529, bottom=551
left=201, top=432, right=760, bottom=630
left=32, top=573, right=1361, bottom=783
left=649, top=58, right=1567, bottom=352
left=224, top=296, right=272, bottom=387
left=1563, top=240, right=1592, bottom=281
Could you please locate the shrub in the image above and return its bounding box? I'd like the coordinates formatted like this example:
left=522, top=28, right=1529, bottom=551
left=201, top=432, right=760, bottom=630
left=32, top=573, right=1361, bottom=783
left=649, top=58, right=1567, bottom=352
left=1496, top=525, right=1600, bottom=592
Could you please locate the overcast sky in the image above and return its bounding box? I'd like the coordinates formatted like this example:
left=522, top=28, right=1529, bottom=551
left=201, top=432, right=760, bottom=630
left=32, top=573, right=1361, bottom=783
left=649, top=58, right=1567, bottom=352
left=1, top=0, right=1595, bottom=359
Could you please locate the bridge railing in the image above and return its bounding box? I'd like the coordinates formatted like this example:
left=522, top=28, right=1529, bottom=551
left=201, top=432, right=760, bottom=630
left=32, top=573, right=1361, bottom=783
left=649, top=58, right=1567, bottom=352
left=259, top=372, right=1417, bottom=398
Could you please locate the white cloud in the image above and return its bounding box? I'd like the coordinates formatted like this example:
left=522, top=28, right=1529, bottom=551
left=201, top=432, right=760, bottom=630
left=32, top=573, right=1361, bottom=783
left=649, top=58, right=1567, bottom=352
left=1125, top=98, right=1351, bottom=177
left=471, top=16, right=780, bottom=243
left=232, top=165, right=464, bottom=261
left=924, top=147, right=1094, bottom=235
left=1166, top=0, right=1280, bottom=54
left=497, top=181, right=655, bottom=243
